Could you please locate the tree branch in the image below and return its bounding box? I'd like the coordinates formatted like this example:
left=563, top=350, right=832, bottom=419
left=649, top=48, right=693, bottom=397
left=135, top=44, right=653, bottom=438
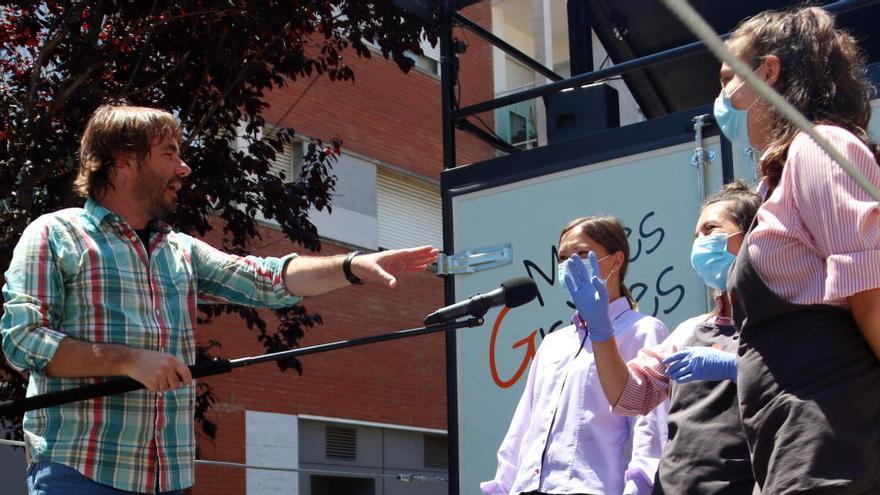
left=184, top=22, right=293, bottom=148
left=24, top=26, right=68, bottom=127
left=121, top=0, right=160, bottom=96
left=45, top=61, right=105, bottom=119
left=113, top=52, right=191, bottom=100
left=181, top=31, right=227, bottom=126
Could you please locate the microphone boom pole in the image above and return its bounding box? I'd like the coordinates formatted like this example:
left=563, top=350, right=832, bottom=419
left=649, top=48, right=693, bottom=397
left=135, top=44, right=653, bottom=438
left=0, top=317, right=484, bottom=416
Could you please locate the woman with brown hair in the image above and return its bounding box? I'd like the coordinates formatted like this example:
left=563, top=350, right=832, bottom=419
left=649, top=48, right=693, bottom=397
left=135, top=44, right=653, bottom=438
left=564, top=181, right=762, bottom=494
left=716, top=6, right=880, bottom=493
left=482, top=216, right=668, bottom=495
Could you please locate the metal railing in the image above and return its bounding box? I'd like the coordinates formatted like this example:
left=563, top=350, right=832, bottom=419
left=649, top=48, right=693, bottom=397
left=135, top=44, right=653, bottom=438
left=0, top=439, right=448, bottom=483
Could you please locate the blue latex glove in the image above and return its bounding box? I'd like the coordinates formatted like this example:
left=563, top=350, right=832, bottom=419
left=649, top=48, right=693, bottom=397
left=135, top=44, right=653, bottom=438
left=662, top=346, right=738, bottom=383
left=562, top=252, right=614, bottom=342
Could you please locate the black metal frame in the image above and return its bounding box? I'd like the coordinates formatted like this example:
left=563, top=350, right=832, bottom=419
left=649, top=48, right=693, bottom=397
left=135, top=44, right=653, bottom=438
left=441, top=0, right=878, bottom=165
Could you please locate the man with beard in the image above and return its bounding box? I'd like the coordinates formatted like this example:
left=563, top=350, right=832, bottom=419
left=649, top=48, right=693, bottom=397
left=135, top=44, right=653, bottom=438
left=1, top=105, right=439, bottom=494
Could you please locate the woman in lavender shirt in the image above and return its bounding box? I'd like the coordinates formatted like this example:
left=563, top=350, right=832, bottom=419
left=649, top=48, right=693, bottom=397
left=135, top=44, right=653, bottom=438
left=481, top=216, right=669, bottom=495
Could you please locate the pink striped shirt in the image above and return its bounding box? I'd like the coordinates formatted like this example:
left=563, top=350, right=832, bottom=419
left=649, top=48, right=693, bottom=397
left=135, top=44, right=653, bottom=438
left=613, top=313, right=733, bottom=416
left=749, top=125, right=880, bottom=307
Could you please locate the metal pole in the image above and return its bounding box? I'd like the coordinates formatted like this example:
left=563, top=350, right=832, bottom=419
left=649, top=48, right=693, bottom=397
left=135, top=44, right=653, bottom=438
left=452, top=12, right=562, bottom=82
left=0, top=318, right=484, bottom=415
left=452, top=0, right=877, bottom=121
left=455, top=38, right=706, bottom=118
left=567, top=0, right=592, bottom=75
left=440, top=1, right=458, bottom=170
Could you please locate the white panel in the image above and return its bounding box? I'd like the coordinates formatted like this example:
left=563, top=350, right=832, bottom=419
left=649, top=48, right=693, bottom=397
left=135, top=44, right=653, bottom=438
left=306, top=205, right=379, bottom=251
left=452, top=139, right=726, bottom=493
left=253, top=150, right=379, bottom=250
left=246, top=411, right=298, bottom=495
left=377, top=169, right=442, bottom=250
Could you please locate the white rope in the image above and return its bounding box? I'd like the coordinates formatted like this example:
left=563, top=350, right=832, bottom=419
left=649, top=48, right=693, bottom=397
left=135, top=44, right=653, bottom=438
left=0, top=439, right=447, bottom=482
left=663, top=0, right=880, bottom=202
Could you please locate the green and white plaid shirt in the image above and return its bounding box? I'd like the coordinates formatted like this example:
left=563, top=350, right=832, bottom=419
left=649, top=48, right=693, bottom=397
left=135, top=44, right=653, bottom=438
left=1, top=198, right=300, bottom=492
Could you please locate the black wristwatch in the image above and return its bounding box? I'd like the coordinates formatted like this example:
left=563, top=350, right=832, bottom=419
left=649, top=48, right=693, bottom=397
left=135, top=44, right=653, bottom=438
left=343, top=251, right=364, bottom=285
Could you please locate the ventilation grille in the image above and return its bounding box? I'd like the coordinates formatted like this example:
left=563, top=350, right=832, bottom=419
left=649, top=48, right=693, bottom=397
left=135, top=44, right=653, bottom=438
left=325, top=426, right=357, bottom=461
left=423, top=434, right=448, bottom=469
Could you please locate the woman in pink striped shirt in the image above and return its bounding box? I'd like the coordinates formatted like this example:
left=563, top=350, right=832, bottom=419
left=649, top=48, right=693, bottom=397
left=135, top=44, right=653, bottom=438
left=568, top=181, right=761, bottom=494
left=721, top=7, right=880, bottom=494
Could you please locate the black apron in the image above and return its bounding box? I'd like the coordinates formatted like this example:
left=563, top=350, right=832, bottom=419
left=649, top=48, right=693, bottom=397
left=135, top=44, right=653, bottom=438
left=729, top=229, right=880, bottom=494
left=652, top=321, right=756, bottom=495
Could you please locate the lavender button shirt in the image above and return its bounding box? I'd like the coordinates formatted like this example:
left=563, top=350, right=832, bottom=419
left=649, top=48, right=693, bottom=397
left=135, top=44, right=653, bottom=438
left=481, top=297, right=669, bottom=495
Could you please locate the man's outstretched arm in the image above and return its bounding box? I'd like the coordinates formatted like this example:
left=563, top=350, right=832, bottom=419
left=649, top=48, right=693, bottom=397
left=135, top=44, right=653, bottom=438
left=283, top=245, right=439, bottom=296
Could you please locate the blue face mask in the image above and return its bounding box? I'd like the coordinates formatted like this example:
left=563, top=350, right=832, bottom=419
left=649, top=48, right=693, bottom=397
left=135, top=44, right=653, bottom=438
left=557, top=253, right=613, bottom=293
left=690, top=232, right=740, bottom=291
left=713, top=79, right=759, bottom=152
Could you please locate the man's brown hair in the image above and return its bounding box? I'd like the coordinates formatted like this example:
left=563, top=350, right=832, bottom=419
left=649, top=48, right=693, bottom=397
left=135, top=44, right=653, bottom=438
left=76, top=105, right=183, bottom=199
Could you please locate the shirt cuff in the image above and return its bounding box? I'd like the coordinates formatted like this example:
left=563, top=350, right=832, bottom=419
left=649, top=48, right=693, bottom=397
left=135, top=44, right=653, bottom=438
left=8, top=326, right=67, bottom=374
left=275, top=253, right=302, bottom=303
left=614, top=378, right=648, bottom=415
left=624, top=468, right=655, bottom=494
left=825, top=250, right=880, bottom=302
left=613, top=365, right=669, bottom=416
left=479, top=480, right=507, bottom=495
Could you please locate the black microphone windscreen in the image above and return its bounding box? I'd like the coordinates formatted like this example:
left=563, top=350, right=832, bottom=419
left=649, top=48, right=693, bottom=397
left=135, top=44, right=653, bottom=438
left=500, top=277, right=538, bottom=308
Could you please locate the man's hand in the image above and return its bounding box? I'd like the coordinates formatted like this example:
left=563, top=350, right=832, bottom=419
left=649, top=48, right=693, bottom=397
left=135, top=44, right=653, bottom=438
left=351, top=245, right=439, bottom=288
left=123, top=349, right=193, bottom=393
left=45, top=338, right=192, bottom=393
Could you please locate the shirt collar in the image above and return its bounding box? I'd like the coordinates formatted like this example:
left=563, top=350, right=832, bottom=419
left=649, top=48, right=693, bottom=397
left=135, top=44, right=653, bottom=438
left=84, top=198, right=171, bottom=234
left=711, top=314, right=735, bottom=327
left=85, top=197, right=119, bottom=226
left=756, top=179, right=770, bottom=200
left=712, top=295, right=735, bottom=326
left=608, top=296, right=630, bottom=321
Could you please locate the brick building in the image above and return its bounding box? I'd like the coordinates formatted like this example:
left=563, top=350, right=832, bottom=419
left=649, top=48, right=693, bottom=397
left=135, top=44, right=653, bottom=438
left=190, top=3, right=494, bottom=495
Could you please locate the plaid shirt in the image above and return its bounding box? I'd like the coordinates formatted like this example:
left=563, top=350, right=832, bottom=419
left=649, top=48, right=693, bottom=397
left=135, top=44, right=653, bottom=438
left=1, top=199, right=300, bottom=493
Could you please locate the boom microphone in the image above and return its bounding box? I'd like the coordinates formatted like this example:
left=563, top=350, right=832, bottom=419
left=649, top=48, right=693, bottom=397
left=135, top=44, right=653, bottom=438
left=424, top=277, right=538, bottom=325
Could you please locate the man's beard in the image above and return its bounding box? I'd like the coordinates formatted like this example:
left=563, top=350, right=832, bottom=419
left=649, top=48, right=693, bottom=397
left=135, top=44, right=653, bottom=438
left=149, top=195, right=177, bottom=221
left=138, top=175, right=178, bottom=222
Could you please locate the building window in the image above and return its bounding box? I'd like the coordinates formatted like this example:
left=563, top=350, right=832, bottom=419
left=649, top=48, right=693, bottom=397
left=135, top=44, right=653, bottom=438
left=495, top=57, right=539, bottom=150
left=263, top=128, right=305, bottom=184
left=377, top=168, right=442, bottom=250
left=409, top=33, right=440, bottom=76
left=495, top=100, right=538, bottom=150
left=364, top=31, right=440, bottom=77
left=406, top=49, right=439, bottom=75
